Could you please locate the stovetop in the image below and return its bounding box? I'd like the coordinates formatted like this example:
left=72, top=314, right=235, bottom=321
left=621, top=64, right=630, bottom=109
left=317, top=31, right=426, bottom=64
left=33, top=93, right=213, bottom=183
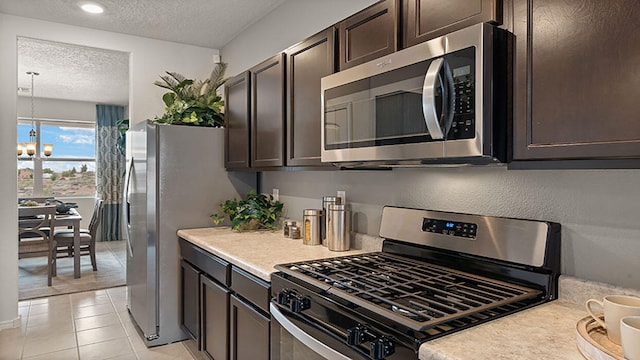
left=275, top=251, right=542, bottom=331
left=274, top=206, right=560, bottom=333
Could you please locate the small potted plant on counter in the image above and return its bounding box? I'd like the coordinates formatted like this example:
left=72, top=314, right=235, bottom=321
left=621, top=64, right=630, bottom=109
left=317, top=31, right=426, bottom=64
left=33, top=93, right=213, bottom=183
left=210, top=190, right=284, bottom=231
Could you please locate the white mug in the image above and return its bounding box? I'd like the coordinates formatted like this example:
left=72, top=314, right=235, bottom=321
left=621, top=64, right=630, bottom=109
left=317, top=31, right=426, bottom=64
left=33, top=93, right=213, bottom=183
left=586, top=295, right=640, bottom=345
left=621, top=316, right=640, bottom=360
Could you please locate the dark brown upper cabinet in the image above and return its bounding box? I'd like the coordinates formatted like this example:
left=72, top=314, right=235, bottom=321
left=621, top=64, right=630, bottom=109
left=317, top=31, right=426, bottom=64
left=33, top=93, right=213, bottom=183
left=250, top=54, right=286, bottom=168
left=285, top=27, right=336, bottom=167
left=511, top=0, right=640, bottom=167
left=402, top=0, right=502, bottom=48
left=224, top=72, right=251, bottom=170
left=338, top=0, right=399, bottom=70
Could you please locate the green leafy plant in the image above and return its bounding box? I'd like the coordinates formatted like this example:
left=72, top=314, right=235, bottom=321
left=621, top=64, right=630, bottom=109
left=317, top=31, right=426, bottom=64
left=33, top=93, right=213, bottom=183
left=210, top=190, right=284, bottom=231
left=116, top=118, right=129, bottom=156
left=153, top=62, right=228, bottom=127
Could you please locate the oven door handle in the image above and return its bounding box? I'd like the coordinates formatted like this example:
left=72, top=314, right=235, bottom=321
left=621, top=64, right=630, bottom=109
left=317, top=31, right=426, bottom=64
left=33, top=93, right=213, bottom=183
left=270, top=303, right=351, bottom=360
left=422, top=57, right=455, bottom=140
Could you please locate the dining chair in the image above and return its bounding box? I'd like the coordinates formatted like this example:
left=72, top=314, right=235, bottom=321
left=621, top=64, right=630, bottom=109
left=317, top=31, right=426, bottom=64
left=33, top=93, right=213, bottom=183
left=18, top=205, right=57, bottom=286
left=53, top=199, right=103, bottom=271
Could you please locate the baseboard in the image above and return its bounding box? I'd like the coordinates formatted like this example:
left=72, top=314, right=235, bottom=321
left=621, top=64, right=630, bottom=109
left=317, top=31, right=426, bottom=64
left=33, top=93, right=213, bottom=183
left=0, top=315, right=22, bottom=330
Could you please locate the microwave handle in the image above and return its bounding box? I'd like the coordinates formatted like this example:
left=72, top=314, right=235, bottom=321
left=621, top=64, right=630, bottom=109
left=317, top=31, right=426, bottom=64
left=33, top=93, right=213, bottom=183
left=422, top=58, right=456, bottom=140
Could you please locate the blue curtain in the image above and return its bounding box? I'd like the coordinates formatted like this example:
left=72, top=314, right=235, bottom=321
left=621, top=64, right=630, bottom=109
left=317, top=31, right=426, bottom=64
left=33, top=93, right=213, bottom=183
left=96, top=105, right=125, bottom=241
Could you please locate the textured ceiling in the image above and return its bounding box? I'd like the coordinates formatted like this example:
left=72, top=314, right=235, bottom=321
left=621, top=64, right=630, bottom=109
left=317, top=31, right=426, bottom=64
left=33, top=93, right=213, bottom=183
left=17, top=37, right=129, bottom=105
left=5, top=0, right=289, bottom=106
left=0, top=0, right=287, bottom=48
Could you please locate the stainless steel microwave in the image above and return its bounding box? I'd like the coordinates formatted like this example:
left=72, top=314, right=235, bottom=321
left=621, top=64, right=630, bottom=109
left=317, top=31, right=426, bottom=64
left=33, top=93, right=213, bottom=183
left=321, top=23, right=509, bottom=166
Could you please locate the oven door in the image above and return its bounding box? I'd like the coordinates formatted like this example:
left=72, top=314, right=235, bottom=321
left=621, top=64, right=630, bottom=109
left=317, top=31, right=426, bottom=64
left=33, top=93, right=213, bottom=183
left=321, top=22, right=494, bottom=165
left=270, top=303, right=364, bottom=360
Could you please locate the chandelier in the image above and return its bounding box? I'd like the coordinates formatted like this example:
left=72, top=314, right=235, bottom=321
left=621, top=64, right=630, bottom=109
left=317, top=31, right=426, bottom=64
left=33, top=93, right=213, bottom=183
left=18, top=71, right=52, bottom=157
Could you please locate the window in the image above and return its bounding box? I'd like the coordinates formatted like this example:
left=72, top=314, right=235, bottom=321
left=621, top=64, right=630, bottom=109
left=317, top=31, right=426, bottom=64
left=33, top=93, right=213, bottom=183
left=18, top=118, right=96, bottom=198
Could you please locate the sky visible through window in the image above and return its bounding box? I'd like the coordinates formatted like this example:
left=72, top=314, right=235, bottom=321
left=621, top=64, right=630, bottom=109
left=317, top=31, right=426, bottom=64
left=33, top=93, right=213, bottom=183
left=18, top=123, right=96, bottom=172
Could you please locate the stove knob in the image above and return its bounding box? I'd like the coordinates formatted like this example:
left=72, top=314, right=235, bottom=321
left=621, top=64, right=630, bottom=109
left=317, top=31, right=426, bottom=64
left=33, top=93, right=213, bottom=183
left=289, top=295, right=310, bottom=313
left=370, top=338, right=395, bottom=360
left=346, top=325, right=365, bottom=345
left=277, top=290, right=291, bottom=306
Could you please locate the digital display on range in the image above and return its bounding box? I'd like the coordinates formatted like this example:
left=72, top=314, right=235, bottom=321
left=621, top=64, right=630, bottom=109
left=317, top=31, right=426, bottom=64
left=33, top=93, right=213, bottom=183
left=422, top=218, right=477, bottom=239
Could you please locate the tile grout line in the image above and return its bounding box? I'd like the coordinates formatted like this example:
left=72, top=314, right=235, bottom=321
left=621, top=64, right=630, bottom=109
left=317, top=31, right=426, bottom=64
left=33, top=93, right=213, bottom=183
left=108, top=288, right=140, bottom=360
left=19, top=300, right=30, bottom=359
left=70, top=293, right=81, bottom=360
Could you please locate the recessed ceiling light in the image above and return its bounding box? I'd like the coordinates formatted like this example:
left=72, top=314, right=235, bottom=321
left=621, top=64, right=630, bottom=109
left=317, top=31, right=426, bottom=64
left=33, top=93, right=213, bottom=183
left=80, top=2, right=104, bottom=14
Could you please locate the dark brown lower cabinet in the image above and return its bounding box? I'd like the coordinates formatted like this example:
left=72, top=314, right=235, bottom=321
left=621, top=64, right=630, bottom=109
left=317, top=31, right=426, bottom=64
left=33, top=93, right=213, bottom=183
left=230, top=294, right=270, bottom=360
left=180, top=260, right=200, bottom=343
left=180, top=239, right=270, bottom=360
left=201, top=275, right=230, bottom=360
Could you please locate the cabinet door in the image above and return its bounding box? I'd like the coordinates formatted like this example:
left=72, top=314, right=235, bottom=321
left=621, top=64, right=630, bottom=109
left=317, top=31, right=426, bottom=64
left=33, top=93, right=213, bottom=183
left=180, top=260, right=200, bottom=343
left=286, top=28, right=335, bottom=167
left=201, top=275, right=230, bottom=360
left=402, top=0, right=502, bottom=48
left=251, top=54, right=286, bottom=168
left=512, top=0, right=640, bottom=165
left=338, top=0, right=398, bottom=70
left=225, top=72, right=251, bottom=169
left=229, top=295, right=270, bottom=360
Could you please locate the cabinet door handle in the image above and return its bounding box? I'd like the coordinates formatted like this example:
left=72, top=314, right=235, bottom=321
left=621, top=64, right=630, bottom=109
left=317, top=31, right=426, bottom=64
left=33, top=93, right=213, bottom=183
left=422, top=57, right=455, bottom=140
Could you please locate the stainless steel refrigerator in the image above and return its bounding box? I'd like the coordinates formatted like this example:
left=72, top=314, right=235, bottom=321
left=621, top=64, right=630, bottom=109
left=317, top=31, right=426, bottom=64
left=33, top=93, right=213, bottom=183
left=123, top=120, right=255, bottom=347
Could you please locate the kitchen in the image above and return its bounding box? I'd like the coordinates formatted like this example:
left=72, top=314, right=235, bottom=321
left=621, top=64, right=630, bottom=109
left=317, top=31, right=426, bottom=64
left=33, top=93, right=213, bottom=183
left=1, top=0, right=640, bottom=359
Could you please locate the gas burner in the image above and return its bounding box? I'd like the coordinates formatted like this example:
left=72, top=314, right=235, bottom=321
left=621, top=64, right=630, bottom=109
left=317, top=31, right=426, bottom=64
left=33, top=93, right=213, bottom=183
left=279, top=251, right=542, bottom=331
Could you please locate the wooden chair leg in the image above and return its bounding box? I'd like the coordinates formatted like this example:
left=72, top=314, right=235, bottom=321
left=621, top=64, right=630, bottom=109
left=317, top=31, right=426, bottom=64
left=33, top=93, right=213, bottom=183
left=48, top=245, right=54, bottom=286
left=90, top=245, right=97, bottom=271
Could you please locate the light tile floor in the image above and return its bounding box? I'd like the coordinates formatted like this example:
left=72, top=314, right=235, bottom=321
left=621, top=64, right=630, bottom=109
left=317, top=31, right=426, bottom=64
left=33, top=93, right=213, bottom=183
left=0, top=287, right=197, bottom=360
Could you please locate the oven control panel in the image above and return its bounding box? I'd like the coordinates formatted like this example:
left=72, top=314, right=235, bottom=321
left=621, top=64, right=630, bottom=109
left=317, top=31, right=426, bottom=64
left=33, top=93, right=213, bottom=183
left=422, top=217, right=477, bottom=239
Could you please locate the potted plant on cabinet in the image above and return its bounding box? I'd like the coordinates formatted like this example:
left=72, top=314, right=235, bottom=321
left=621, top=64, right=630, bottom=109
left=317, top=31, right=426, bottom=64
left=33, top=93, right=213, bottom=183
left=153, top=62, right=227, bottom=127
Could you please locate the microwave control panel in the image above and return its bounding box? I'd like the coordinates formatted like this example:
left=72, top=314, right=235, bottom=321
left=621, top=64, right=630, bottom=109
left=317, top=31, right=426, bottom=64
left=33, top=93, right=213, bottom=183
left=448, top=70, right=475, bottom=140
left=422, top=217, right=477, bottom=239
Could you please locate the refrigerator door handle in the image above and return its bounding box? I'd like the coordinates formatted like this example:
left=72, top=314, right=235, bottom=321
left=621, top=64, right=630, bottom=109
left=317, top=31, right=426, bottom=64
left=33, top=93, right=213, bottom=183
left=124, top=157, right=134, bottom=257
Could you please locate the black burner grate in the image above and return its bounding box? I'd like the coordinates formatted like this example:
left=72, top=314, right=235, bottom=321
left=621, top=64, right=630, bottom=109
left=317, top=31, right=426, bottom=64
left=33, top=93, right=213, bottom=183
left=276, top=252, right=541, bottom=331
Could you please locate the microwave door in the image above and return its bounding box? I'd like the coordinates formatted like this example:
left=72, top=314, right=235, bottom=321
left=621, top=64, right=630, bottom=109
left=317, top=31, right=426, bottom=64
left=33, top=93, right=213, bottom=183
left=422, top=57, right=455, bottom=140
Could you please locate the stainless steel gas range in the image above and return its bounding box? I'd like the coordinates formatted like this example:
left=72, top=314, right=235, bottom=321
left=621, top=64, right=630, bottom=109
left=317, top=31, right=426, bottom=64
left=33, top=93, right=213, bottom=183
left=270, top=206, right=561, bottom=359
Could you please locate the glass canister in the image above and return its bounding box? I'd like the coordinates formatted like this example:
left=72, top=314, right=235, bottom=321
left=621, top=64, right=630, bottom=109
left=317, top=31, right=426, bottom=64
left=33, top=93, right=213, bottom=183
left=283, top=220, right=296, bottom=237
left=302, top=209, right=323, bottom=245
left=327, top=204, right=350, bottom=251
left=322, top=196, right=341, bottom=246
left=289, top=225, right=301, bottom=239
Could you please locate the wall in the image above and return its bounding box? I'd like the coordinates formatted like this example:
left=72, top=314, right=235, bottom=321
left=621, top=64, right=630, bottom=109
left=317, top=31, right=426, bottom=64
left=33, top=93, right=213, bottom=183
left=221, top=0, right=640, bottom=290
left=0, top=14, right=220, bottom=327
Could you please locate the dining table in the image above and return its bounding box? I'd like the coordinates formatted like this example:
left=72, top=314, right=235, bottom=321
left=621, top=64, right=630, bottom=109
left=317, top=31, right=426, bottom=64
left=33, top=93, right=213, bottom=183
left=18, top=206, right=84, bottom=278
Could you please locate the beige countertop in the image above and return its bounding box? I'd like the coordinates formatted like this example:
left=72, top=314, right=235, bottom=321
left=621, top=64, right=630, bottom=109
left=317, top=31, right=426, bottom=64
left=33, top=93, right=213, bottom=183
left=177, top=227, right=383, bottom=282
left=419, top=277, right=640, bottom=360
left=419, top=300, right=586, bottom=360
